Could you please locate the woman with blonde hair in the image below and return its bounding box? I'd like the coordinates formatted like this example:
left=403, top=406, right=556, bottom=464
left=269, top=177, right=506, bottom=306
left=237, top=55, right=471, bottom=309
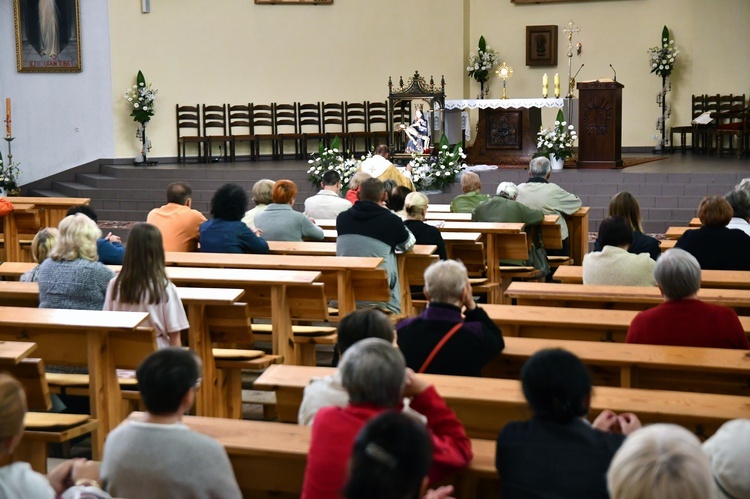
left=607, top=424, right=713, bottom=499
left=19, top=227, right=59, bottom=282
left=594, top=192, right=660, bottom=260
left=37, top=213, right=115, bottom=310
left=104, top=223, right=188, bottom=349
left=404, top=192, right=446, bottom=260
left=345, top=171, right=372, bottom=204
left=0, top=374, right=108, bottom=497
left=242, top=178, right=275, bottom=230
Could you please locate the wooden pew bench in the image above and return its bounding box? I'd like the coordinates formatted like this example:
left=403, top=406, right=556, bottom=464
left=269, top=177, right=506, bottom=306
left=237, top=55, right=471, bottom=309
left=665, top=226, right=691, bottom=240
left=127, top=411, right=499, bottom=498
left=554, top=265, right=750, bottom=289
left=254, top=365, right=748, bottom=439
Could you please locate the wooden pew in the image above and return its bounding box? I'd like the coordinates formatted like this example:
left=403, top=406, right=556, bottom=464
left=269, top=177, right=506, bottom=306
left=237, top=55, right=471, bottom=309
left=505, top=281, right=750, bottom=312
left=126, top=411, right=500, bottom=499
left=428, top=203, right=452, bottom=212
left=0, top=340, right=38, bottom=366
left=564, top=206, right=590, bottom=266
left=665, top=226, right=691, bottom=240
left=2, top=203, right=40, bottom=262
left=0, top=307, right=151, bottom=458
left=554, top=265, right=750, bottom=290
left=254, top=365, right=749, bottom=439
left=690, top=217, right=702, bottom=227
left=661, top=239, right=675, bottom=252
left=425, top=212, right=472, bottom=221
left=9, top=197, right=90, bottom=228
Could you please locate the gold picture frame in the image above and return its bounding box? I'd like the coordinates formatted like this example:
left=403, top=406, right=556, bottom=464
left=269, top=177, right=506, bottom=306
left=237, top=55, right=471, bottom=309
left=526, top=25, right=557, bottom=67
left=14, top=0, right=82, bottom=73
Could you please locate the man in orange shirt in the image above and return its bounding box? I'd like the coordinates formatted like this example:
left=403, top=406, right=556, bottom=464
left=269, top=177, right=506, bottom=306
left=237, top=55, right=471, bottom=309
left=147, top=182, right=206, bottom=252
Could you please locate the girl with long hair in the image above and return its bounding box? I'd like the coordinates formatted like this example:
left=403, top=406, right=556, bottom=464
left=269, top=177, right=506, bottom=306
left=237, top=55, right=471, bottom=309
left=104, top=223, right=188, bottom=349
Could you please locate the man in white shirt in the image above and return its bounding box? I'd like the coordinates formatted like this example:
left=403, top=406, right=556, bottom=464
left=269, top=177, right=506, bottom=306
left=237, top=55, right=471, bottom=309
left=725, top=189, right=750, bottom=236
left=303, top=170, right=352, bottom=219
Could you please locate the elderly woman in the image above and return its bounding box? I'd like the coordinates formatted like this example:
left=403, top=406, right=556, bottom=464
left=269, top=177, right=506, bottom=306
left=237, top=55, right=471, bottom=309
left=594, top=192, right=660, bottom=260
left=200, top=183, right=269, bottom=254
left=702, top=419, right=750, bottom=499
left=497, top=349, right=641, bottom=499
left=403, top=192, right=446, bottom=260
left=301, top=338, right=472, bottom=499
left=345, top=171, right=372, bottom=204
left=472, top=181, right=544, bottom=225
left=675, top=195, right=750, bottom=270
left=241, top=179, right=275, bottom=230
left=450, top=172, right=490, bottom=213
left=626, top=249, right=749, bottom=349
left=397, top=260, right=504, bottom=376
left=607, top=424, right=713, bottom=499
left=20, top=227, right=58, bottom=282
left=37, top=214, right=115, bottom=310
left=725, top=188, right=750, bottom=236
left=583, top=216, right=656, bottom=286
left=254, top=179, right=324, bottom=242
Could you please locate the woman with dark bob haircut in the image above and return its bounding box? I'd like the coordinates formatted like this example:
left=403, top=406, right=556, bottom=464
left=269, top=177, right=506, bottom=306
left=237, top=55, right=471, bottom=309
left=594, top=192, right=660, bottom=260
left=675, top=195, right=750, bottom=270
left=496, top=349, right=641, bottom=499
left=199, top=183, right=269, bottom=254
left=254, top=179, right=324, bottom=242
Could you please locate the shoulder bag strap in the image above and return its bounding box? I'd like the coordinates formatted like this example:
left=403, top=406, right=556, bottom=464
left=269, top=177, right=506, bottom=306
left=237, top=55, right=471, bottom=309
left=417, top=322, right=464, bottom=374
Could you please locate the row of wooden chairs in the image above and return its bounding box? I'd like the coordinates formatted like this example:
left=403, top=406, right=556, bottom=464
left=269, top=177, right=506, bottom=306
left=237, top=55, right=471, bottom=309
left=176, top=101, right=414, bottom=163
left=670, top=93, right=749, bottom=157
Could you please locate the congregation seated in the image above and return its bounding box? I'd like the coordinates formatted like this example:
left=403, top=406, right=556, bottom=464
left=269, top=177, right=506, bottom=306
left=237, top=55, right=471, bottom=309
left=199, top=183, right=269, bottom=254
left=38, top=213, right=115, bottom=310
left=397, top=260, right=504, bottom=376
left=255, top=179, right=324, bottom=242
left=403, top=192, right=447, bottom=260
left=336, top=178, right=415, bottom=314
left=583, top=216, right=656, bottom=287
left=360, top=144, right=413, bottom=190
left=241, top=178, right=274, bottom=230
left=298, top=309, right=396, bottom=426
left=101, top=349, right=242, bottom=498
left=104, top=223, right=188, bottom=349
left=449, top=172, right=489, bottom=213
left=303, top=169, right=352, bottom=220
left=19, top=227, right=58, bottom=282
left=675, top=195, right=750, bottom=270
left=343, top=412, right=455, bottom=499
left=301, top=338, right=472, bottom=498
left=146, top=181, right=206, bottom=252
left=607, top=424, right=713, bottom=499
left=344, top=171, right=371, bottom=205
left=0, top=374, right=107, bottom=499
left=625, top=249, right=750, bottom=349
left=725, top=188, right=750, bottom=236
left=517, top=157, right=582, bottom=256
left=593, top=191, right=660, bottom=260
left=389, top=185, right=413, bottom=220
left=66, top=205, right=125, bottom=265
left=496, top=349, right=641, bottom=499
left=702, top=419, right=750, bottom=499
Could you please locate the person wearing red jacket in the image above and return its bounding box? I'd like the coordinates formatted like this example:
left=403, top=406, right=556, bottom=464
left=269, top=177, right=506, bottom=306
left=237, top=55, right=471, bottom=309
left=301, top=338, right=473, bottom=499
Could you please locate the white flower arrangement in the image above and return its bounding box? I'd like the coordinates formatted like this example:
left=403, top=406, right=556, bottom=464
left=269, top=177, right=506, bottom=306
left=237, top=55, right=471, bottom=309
left=533, top=110, right=578, bottom=161
left=409, top=134, right=467, bottom=191
left=124, top=70, right=157, bottom=125
left=647, top=25, right=679, bottom=78
left=0, top=150, right=20, bottom=192
left=467, top=36, right=500, bottom=83
left=307, top=136, right=360, bottom=189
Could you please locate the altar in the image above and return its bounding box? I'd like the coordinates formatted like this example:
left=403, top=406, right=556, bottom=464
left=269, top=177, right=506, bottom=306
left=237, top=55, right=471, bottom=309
left=445, top=98, right=564, bottom=166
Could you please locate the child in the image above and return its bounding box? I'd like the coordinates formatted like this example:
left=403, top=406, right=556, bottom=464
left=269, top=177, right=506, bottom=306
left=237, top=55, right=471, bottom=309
left=104, top=223, right=188, bottom=349
left=20, top=228, right=59, bottom=282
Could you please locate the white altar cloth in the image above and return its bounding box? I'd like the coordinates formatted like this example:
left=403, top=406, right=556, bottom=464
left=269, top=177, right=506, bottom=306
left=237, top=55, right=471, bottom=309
left=444, top=98, right=564, bottom=110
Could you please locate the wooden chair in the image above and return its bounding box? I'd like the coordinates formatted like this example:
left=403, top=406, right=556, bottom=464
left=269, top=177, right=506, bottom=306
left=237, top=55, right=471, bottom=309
left=367, top=100, right=389, bottom=150
left=202, top=104, right=232, bottom=162
left=228, top=103, right=256, bottom=161
left=176, top=104, right=208, bottom=163
left=716, top=98, right=749, bottom=158
left=275, top=103, right=304, bottom=160
left=670, top=94, right=706, bottom=154
left=711, top=94, right=745, bottom=156
left=321, top=102, right=345, bottom=149
left=251, top=103, right=278, bottom=160
left=344, top=101, right=369, bottom=155
left=299, top=102, right=325, bottom=157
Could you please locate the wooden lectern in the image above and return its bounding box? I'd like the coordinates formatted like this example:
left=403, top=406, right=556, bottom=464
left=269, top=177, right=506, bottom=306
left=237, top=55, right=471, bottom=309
left=576, top=79, right=624, bottom=169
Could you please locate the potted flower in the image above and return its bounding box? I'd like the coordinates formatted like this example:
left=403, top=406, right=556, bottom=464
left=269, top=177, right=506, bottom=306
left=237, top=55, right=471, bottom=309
left=307, top=137, right=359, bottom=190
left=467, top=36, right=500, bottom=99
left=410, top=134, right=467, bottom=191
left=124, top=70, right=158, bottom=164
left=0, top=151, right=21, bottom=196
left=533, top=109, right=577, bottom=171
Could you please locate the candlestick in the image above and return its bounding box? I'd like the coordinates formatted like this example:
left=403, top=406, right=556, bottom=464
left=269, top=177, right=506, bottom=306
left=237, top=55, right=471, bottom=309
left=543, top=73, right=548, bottom=98
left=5, top=98, right=10, bottom=138
left=554, top=73, right=560, bottom=98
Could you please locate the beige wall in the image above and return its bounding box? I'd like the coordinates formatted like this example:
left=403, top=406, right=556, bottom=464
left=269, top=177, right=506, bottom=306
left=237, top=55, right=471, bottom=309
left=109, top=0, right=750, bottom=158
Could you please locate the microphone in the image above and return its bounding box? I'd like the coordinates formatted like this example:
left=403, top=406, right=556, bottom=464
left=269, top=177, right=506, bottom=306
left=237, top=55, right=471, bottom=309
left=573, top=64, right=584, bottom=80
left=609, top=64, right=617, bottom=82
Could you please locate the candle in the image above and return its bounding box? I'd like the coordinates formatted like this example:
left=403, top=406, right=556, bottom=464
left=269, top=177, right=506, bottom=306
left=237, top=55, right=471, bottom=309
left=5, top=98, right=10, bottom=137
left=554, top=73, right=560, bottom=98
left=543, top=73, right=548, bottom=98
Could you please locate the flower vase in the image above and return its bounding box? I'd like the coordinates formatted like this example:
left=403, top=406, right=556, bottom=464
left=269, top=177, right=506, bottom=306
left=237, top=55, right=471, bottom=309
left=134, top=121, right=157, bottom=166
left=550, top=154, right=565, bottom=171
left=479, top=81, right=488, bottom=99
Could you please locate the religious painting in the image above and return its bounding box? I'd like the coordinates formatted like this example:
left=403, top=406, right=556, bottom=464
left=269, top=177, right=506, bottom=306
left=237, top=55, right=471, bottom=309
left=13, top=0, right=82, bottom=73
left=255, top=0, right=332, bottom=3
left=486, top=110, right=522, bottom=150
left=526, top=25, right=557, bottom=67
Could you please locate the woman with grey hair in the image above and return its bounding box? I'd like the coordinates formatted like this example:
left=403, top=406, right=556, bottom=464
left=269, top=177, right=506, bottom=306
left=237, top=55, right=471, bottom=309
left=626, top=248, right=749, bottom=349
left=397, top=260, right=504, bottom=376
left=607, top=424, right=713, bottom=499
left=449, top=172, right=489, bottom=213
left=301, top=338, right=472, bottom=498
left=241, top=178, right=274, bottom=230
left=472, top=181, right=544, bottom=227
left=725, top=188, right=750, bottom=236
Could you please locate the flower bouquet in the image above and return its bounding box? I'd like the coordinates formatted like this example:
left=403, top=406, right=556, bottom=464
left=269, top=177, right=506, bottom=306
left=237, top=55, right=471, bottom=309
left=124, top=70, right=157, bottom=125
left=533, top=109, right=578, bottom=165
left=0, top=151, right=21, bottom=193
left=467, top=36, right=499, bottom=98
left=410, top=134, right=467, bottom=191
left=307, top=137, right=360, bottom=189
left=647, top=26, right=679, bottom=78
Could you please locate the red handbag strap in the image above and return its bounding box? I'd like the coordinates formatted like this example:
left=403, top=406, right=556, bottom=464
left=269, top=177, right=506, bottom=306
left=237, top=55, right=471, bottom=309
left=417, top=323, right=463, bottom=374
